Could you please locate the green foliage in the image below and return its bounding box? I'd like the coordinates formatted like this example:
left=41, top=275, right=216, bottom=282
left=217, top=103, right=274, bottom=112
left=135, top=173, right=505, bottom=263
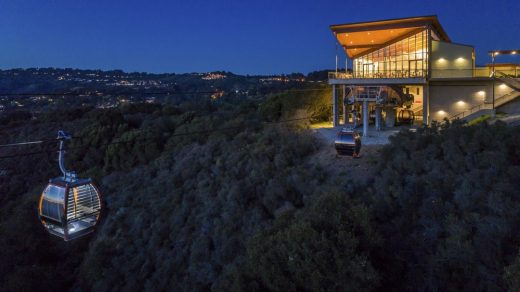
left=259, top=86, right=331, bottom=122
left=371, top=121, right=520, bottom=291
left=3, top=99, right=520, bottom=291
left=77, top=122, right=322, bottom=291
left=225, top=192, right=380, bottom=291
left=466, top=114, right=491, bottom=126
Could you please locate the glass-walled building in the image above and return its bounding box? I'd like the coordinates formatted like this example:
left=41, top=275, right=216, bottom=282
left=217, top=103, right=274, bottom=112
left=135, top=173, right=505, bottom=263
left=353, top=30, right=428, bottom=78
left=328, top=15, right=520, bottom=129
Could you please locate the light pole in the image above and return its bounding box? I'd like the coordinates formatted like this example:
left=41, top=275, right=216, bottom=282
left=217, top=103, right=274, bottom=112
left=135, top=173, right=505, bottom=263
left=492, top=52, right=495, bottom=117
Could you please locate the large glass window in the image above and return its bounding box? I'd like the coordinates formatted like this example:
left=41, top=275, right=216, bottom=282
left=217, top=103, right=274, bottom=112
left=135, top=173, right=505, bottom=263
left=354, top=30, right=428, bottom=78
left=41, top=185, right=66, bottom=222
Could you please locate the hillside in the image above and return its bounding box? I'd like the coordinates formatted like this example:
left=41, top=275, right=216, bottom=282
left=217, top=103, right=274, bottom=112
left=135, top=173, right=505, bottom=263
left=1, top=93, right=520, bottom=291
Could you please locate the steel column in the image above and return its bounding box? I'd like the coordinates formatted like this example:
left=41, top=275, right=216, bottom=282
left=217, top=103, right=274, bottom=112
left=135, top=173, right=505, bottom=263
left=333, top=85, right=339, bottom=127
left=363, top=100, right=369, bottom=136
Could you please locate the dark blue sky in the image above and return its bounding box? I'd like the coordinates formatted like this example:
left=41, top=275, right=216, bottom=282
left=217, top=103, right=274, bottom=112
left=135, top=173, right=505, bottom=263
left=0, top=0, right=518, bottom=74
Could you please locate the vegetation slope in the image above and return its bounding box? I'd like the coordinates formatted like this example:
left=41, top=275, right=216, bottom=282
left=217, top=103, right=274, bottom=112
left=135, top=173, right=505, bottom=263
left=1, top=92, right=520, bottom=291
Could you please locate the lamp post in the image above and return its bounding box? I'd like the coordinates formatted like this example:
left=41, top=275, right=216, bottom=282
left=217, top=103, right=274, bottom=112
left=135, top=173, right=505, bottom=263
left=492, top=52, right=495, bottom=117
left=488, top=49, right=520, bottom=118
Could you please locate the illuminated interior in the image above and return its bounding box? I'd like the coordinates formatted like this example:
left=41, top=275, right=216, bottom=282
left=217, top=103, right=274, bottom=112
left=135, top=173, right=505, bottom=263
left=39, top=179, right=102, bottom=241
left=331, top=16, right=450, bottom=79
left=353, top=30, right=428, bottom=78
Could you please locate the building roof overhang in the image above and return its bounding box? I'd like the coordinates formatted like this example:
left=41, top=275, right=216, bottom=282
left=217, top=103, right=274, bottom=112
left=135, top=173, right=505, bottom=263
left=330, top=15, right=450, bottom=59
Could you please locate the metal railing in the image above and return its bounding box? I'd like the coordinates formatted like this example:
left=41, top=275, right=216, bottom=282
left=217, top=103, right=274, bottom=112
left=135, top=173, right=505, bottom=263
left=329, top=68, right=520, bottom=80
left=329, top=70, right=426, bottom=79
left=495, top=90, right=520, bottom=107
left=328, top=72, right=353, bottom=79
left=495, top=71, right=520, bottom=90
left=431, top=69, right=485, bottom=78
left=449, top=102, right=493, bottom=120
left=450, top=89, right=520, bottom=121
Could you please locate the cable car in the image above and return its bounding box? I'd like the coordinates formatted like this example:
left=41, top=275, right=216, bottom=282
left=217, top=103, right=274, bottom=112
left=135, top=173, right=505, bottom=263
left=397, top=109, right=415, bottom=125
left=38, top=131, right=102, bottom=241
left=334, top=128, right=361, bottom=157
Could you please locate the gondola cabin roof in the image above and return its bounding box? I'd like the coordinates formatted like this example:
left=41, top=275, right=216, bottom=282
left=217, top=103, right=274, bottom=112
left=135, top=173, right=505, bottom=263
left=48, top=177, right=93, bottom=188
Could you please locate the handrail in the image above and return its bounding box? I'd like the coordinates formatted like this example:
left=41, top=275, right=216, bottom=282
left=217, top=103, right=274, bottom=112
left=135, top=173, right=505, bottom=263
left=495, top=71, right=520, bottom=90
left=449, top=102, right=492, bottom=120
left=329, top=68, right=520, bottom=80
left=329, top=70, right=426, bottom=79
left=450, top=90, right=520, bottom=120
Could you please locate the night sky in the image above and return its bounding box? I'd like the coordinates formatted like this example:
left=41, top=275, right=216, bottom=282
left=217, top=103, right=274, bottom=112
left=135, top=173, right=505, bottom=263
left=0, top=0, right=518, bottom=74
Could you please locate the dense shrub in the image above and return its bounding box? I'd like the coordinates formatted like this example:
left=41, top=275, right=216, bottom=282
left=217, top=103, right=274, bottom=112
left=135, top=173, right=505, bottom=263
left=259, top=86, right=331, bottom=122
left=3, top=98, right=520, bottom=291
left=224, top=192, right=380, bottom=291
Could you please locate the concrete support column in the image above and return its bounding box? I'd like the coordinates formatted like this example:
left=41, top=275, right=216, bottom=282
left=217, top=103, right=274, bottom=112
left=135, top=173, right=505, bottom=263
left=362, top=100, right=369, bottom=137
left=332, top=84, right=339, bottom=127
left=423, top=84, right=429, bottom=125
left=375, top=107, right=382, bottom=131
left=343, top=103, right=348, bottom=125
left=385, top=107, right=396, bottom=127
left=342, top=85, right=347, bottom=125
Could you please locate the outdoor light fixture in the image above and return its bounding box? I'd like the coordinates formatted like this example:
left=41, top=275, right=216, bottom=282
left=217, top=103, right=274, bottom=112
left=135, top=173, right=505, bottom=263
left=489, top=50, right=520, bottom=56
left=437, top=110, right=446, bottom=115
left=477, top=90, right=486, bottom=97
left=499, top=83, right=508, bottom=89
left=457, top=100, right=465, bottom=106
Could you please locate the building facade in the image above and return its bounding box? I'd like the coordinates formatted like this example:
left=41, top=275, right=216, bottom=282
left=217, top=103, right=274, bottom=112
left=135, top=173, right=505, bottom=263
left=329, top=15, right=520, bottom=135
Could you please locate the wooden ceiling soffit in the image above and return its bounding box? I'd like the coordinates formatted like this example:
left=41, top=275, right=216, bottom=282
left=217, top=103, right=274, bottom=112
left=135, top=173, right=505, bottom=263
left=331, top=20, right=431, bottom=34
left=348, top=27, right=427, bottom=59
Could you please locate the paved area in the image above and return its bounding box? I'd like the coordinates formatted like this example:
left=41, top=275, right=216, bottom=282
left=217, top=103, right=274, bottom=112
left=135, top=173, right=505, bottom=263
left=313, top=125, right=410, bottom=145
left=307, top=125, right=400, bottom=185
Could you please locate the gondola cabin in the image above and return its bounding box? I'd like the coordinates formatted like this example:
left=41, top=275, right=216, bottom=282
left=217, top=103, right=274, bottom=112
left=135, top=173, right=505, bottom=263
left=38, top=131, right=103, bottom=241
left=39, top=178, right=102, bottom=241
left=397, top=109, right=415, bottom=125
left=334, top=129, right=362, bottom=157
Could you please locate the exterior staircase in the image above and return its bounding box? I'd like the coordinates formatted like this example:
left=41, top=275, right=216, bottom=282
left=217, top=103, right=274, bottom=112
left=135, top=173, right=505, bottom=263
left=450, top=90, right=520, bottom=122
left=450, top=71, right=520, bottom=122
left=496, top=71, right=520, bottom=91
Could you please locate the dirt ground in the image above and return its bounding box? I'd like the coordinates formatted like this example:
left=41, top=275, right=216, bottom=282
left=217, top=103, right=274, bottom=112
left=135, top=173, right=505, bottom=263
left=307, top=133, right=385, bottom=185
